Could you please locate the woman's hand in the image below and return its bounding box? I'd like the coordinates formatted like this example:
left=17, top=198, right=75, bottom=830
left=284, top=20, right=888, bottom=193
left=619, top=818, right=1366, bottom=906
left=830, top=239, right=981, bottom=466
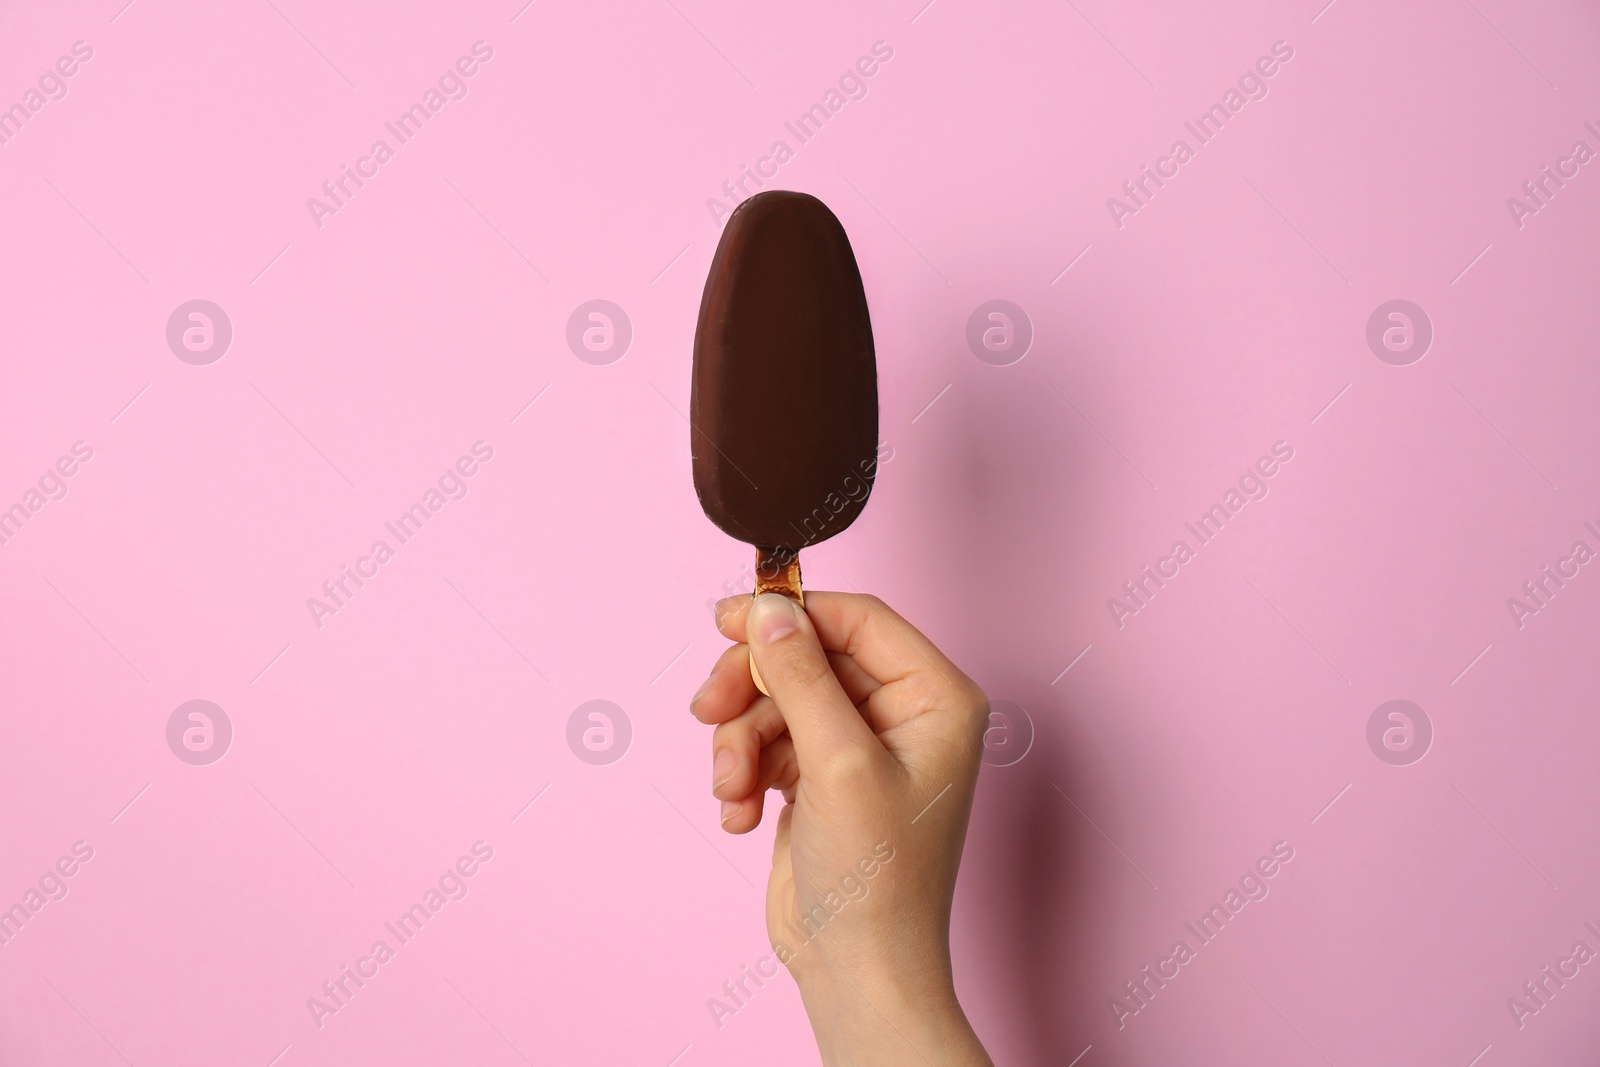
left=691, top=591, right=994, bottom=1066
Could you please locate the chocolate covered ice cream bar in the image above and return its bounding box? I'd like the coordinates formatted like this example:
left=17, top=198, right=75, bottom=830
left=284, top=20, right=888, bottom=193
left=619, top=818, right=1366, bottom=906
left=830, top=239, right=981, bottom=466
left=691, top=191, right=878, bottom=688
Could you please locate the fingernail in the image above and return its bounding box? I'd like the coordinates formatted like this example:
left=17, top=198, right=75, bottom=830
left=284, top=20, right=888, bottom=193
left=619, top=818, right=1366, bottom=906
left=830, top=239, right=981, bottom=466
left=690, top=676, right=714, bottom=708
left=720, top=800, right=739, bottom=824
left=749, top=593, right=798, bottom=645
left=712, top=748, right=736, bottom=788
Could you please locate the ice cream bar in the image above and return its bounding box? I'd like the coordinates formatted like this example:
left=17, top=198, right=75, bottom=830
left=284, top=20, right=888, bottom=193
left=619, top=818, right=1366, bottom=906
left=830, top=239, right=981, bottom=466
left=692, top=191, right=878, bottom=688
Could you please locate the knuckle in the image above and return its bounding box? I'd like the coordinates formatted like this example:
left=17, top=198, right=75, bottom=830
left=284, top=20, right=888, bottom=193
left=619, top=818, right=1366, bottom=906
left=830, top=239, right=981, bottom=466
left=940, top=672, right=986, bottom=715
left=859, top=594, right=893, bottom=627
left=963, top=680, right=991, bottom=719
left=964, top=686, right=993, bottom=746
left=712, top=717, right=754, bottom=752
left=899, top=669, right=947, bottom=711
left=762, top=742, right=799, bottom=789
left=773, top=643, right=831, bottom=691
left=819, top=744, right=879, bottom=789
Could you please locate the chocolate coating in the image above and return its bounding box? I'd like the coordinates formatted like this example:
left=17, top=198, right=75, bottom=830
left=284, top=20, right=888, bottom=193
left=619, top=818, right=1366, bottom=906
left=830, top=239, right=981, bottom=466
left=691, top=191, right=878, bottom=554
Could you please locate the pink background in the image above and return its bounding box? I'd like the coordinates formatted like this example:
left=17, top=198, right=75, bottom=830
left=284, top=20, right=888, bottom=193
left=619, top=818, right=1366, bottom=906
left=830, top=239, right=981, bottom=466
left=1, top=0, right=1598, bottom=1063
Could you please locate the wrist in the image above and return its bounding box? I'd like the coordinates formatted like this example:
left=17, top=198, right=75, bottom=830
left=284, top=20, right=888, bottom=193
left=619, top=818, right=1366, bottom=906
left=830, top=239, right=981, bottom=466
left=795, top=966, right=991, bottom=1067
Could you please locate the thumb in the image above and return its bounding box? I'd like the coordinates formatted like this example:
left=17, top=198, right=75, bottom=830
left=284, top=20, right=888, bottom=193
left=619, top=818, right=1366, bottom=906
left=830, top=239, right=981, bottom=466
left=746, top=593, right=876, bottom=767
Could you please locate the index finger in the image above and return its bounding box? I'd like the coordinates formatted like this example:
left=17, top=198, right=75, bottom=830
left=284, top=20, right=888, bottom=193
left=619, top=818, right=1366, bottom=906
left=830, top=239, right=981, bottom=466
left=714, top=590, right=964, bottom=690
